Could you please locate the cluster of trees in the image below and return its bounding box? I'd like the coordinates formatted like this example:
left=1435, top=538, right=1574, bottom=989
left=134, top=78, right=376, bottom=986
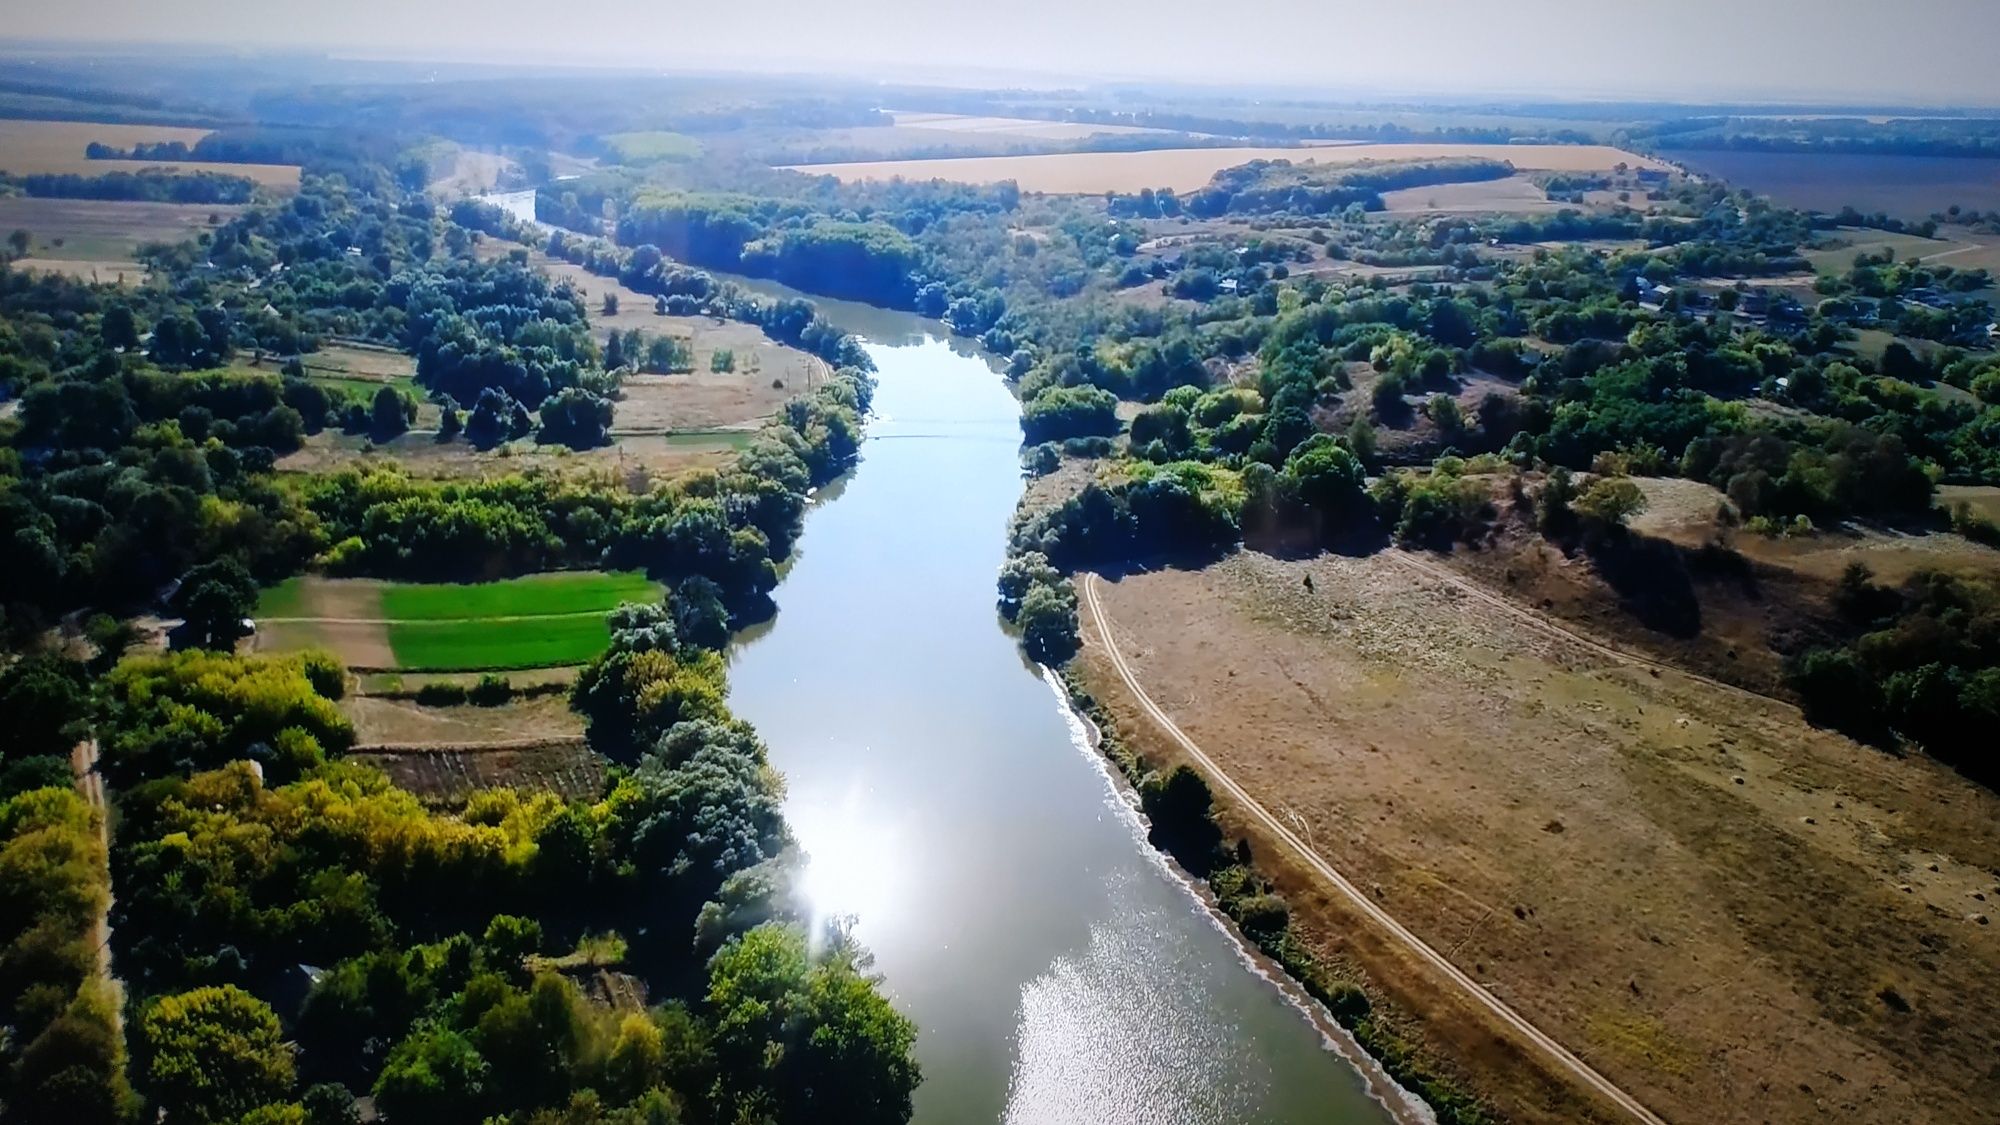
left=0, top=784, right=132, bottom=1124
left=0, top=170, right=256, bottom=204
left=1108, top=158, right=1515, bottom=219
left=1792, top=566, right=2000, bottom=781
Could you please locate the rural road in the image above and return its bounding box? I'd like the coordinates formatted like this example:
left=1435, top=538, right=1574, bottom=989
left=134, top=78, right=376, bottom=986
left=70, top=737, right=119, bottom=1022
left=1080, top=572, right=1671, bottom=1125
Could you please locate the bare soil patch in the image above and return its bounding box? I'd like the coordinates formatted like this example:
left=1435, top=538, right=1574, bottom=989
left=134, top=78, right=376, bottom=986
left=343, top=691, right=584, bottom=746
left=350, top=739, right=603, bottom=804
left=1079, top=549, right=2000, bottom=1125
left=784, top=144, right=1667, bottom=195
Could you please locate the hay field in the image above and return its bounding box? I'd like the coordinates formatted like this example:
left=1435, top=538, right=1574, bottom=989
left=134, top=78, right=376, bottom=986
left=0, top=119, right=301, bottom=189
left=0, top=195, right=243, bottom=280
left=784, top=143, right=1668, bottom=194
left=1080, top=548, right=2000, bottom=1125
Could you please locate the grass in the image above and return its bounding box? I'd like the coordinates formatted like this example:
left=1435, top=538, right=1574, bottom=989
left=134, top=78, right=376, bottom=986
left=255, top=576, right=313, bottom=618
left=304, top=373, right=422, bottom=401
left=0, top=195, right=243, bottom=264
left=386, top=613, right=616, bottom=672
left=377, top=571, right=660, bottom=622
left=603, top=131, right=703, bottom=164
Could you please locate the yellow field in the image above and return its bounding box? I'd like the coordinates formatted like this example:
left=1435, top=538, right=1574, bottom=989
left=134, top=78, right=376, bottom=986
left=0, top=119, right=301, bottom=190
left=784, top=143, right=1669, bottom=194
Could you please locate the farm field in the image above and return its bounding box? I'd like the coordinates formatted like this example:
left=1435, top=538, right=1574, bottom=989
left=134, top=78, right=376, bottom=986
left=255, top=571, right=661, bottom=670
left=0, top=118, right=301, bottom=188
left=276, top=428, right=746, bottom=481
left=1673, top=150, right=2000, bottom=218
left=1078, top=548, right=2000, bottom=1125
left=601, top=130, right=702, bottom=163
left=783, top=143, right=1668, bottom=194
left=0, top=195, right=243, bottom=278
left=884, top=111, right=1172, bottom=140
left=1378, top=173, right=1573, bottom=215
left=350, top=738, right=603, bottom=803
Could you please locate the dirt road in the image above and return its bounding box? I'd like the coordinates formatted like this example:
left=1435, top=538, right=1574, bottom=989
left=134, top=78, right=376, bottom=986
left=1081, top=572, right=1670, bottom=1125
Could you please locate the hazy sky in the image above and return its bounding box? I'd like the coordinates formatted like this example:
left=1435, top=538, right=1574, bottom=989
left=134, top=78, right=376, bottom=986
left=14, top=0, right=2000, bottom=104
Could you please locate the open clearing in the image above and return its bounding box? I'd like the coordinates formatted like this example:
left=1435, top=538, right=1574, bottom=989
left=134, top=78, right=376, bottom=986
left=1378, top=174, right=1576, bottom=215
left=255, top=571, right=659, bottom=671
left=0, top=119, right=301, bottom=189
left=0, top=196, right=243, bottom=278
left=1078, top=549, right=2000, bottom=1125
left=350, top=737, right=602, bottom=804
left=783, top=143, right=1668, bottom=194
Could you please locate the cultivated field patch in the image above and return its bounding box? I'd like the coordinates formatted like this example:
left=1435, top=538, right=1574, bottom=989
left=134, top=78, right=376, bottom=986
left=0, top=118, right=301, bottom=189
left=255, top=571, right=660, bottom=671
left=783, top=143, right=1668, bottom=194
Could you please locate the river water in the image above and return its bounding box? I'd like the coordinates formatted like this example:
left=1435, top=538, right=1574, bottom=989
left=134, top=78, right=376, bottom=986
left=728, top=330, right=1402, bottom=1124
left=487, top=188, right=1404, bottom=1122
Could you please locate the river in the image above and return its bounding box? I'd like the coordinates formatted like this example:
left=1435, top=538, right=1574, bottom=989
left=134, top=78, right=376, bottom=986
left=485, top=189, right=1408, bottom=1122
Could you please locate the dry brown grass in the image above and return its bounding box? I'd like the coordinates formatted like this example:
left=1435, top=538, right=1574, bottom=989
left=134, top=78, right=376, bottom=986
left=784, top=144, right=1668, bottom=195
left=1379, top=175, right=1574, bottom=215
left=0, top=195, right=244, bottom=274
left=0, top=119, right=300, bottom=189
left=1079, top=549, right=2000, bottom=1125
left=276, top=429, right=744, bottom=484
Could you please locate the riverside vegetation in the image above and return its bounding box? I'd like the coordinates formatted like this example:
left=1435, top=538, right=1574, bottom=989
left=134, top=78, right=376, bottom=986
left=0, top=118, right=913, bottom=1123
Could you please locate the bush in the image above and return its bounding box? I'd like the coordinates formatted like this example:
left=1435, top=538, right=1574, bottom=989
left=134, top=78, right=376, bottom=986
left=468, top=675, right=513, bottom=706
left=415, top=682, right=468, bottom=706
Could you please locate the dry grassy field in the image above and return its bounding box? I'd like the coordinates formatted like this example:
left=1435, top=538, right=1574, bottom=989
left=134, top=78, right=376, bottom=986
left=1378, top=174, right=1575, bottom=215
left=784, top=143, right=1668, bottom=194
left=349, top=738, right=602, bottom=804
left=0, top=195, right=244, bottom=279
left=0, top=119, right=300, bottom=189
left=1078, top=548, right=2000, bottom=1125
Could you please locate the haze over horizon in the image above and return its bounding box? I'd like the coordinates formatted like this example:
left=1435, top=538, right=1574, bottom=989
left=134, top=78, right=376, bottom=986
left=10, top=0, right=2000, bottom=105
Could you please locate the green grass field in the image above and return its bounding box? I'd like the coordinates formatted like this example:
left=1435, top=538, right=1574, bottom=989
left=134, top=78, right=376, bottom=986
left=255, top=576, right=313, bottom=618
left=386, top=613, right=616, bottom=672
left=255, top=571, right=661, bottom=671
left=603, top=131, right=703, bottom=164
left=306, top=373, right=422, bottom=401
left=378, top=572, right=660, bottom=621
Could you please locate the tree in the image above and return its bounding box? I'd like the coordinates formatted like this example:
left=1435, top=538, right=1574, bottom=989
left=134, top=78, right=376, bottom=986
left=171, top=558, right=259, bottom=649
left=101, top=304, right=141, bottom=350
left=372, top=1028, right=489, bottom=1125
left=0, top=655, right=91, bottom=761
left=1283, top=435, right=1366, bottom=518
left=466, top=388, right=519, bottom=449
left=138, top=986, right=295, bottom=1124
left=602, top=292, right=619, bottom=317
left=370, top=385, right=410, bottom=439
left=1574, top=476, right=1648, bottom=530
left=6, top=228, right=28, bottom=256
left=537, top=387, right=614, bottom=449
left=1017, top=582, right=1079, bottom=664
left=437, top=403, right=462, bottom=443
left=706, top=925, right=919, bottom=1123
